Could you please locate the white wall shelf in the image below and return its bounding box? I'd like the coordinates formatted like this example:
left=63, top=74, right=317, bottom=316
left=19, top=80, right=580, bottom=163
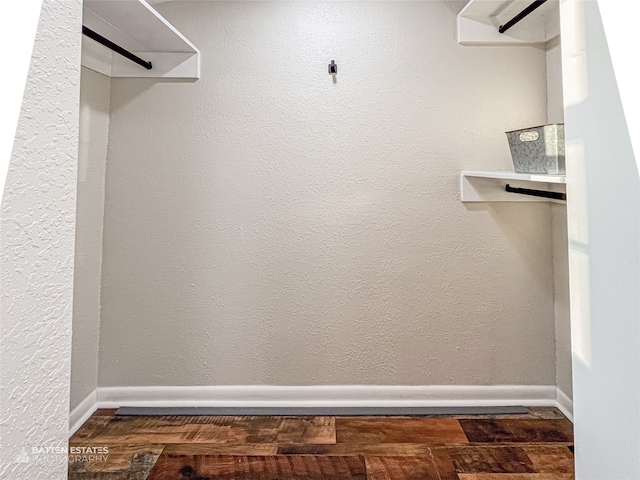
left=81, top=0, right=200, bottom=79
left=461, top=170, right=566, bottom=203
left=457, top=0, right=559, bottom=46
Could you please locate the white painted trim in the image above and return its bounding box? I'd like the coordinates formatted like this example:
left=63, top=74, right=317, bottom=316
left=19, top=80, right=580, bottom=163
left=555, top=387, right=573, bottom=422
left=69, top=390, right=98, bottom=438
left=96, top=385, right=558, bottom=409
left=70, top=385, right=572, bottom=435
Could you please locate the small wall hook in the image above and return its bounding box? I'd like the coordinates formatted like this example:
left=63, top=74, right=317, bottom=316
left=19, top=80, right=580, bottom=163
left=328, top=60, right=337, bottom=75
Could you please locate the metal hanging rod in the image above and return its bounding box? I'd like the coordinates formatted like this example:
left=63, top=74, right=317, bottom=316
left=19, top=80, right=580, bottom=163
left=499, top=0, right=548, bottom=34
left=505, top=184, right=566, bottom=201
left=82, top=26, right=152, bottom=70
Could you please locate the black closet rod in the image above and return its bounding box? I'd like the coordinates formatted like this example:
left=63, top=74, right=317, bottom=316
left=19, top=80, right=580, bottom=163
left=499, top=0, right=548, bottom=34
left=505, top=184, right=566, bottom=201
left=82, top=26, right=153, bottom=70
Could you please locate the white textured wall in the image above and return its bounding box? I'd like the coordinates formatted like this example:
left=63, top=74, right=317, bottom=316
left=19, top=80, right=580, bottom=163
left=561, top=0, right=640, bottom=477
left=70, top=68, right=110, bottom=411
left=545, top=40, right=572, bottom=400
left=98, top=1, right=555, bottom=388
left=0, top=0, right=81, bottom=477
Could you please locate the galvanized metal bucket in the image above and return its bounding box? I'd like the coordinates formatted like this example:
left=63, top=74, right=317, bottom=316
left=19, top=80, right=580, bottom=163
left=506, top=123, right=565, bottom=175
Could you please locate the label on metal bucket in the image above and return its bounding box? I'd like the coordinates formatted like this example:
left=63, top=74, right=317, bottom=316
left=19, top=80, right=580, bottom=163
left=519, top=131, right=539, bottom=142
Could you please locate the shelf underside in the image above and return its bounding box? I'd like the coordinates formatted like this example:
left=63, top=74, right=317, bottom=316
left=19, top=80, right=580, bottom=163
left=81, top=0, right=200, bottom=79
left=461, top=171, right=566, bottom=203
left=458, top=0, right=560, bottom=46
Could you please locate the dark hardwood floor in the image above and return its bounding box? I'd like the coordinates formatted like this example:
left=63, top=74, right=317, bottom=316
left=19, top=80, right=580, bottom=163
left=68, top=407, right=574, bottom=479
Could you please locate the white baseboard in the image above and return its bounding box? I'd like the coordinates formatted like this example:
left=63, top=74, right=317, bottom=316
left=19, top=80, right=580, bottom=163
left=70, top=384, right=572, bottom=435
left=97, top=384, right=558, bottom=408
left=555, top=387, right=573, bottom=422
left=69, top=390, right=98, bottom=437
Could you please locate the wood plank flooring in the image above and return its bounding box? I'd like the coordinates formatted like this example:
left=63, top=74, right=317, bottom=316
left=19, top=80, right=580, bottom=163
left=68, top=407, right=573, bottom=479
